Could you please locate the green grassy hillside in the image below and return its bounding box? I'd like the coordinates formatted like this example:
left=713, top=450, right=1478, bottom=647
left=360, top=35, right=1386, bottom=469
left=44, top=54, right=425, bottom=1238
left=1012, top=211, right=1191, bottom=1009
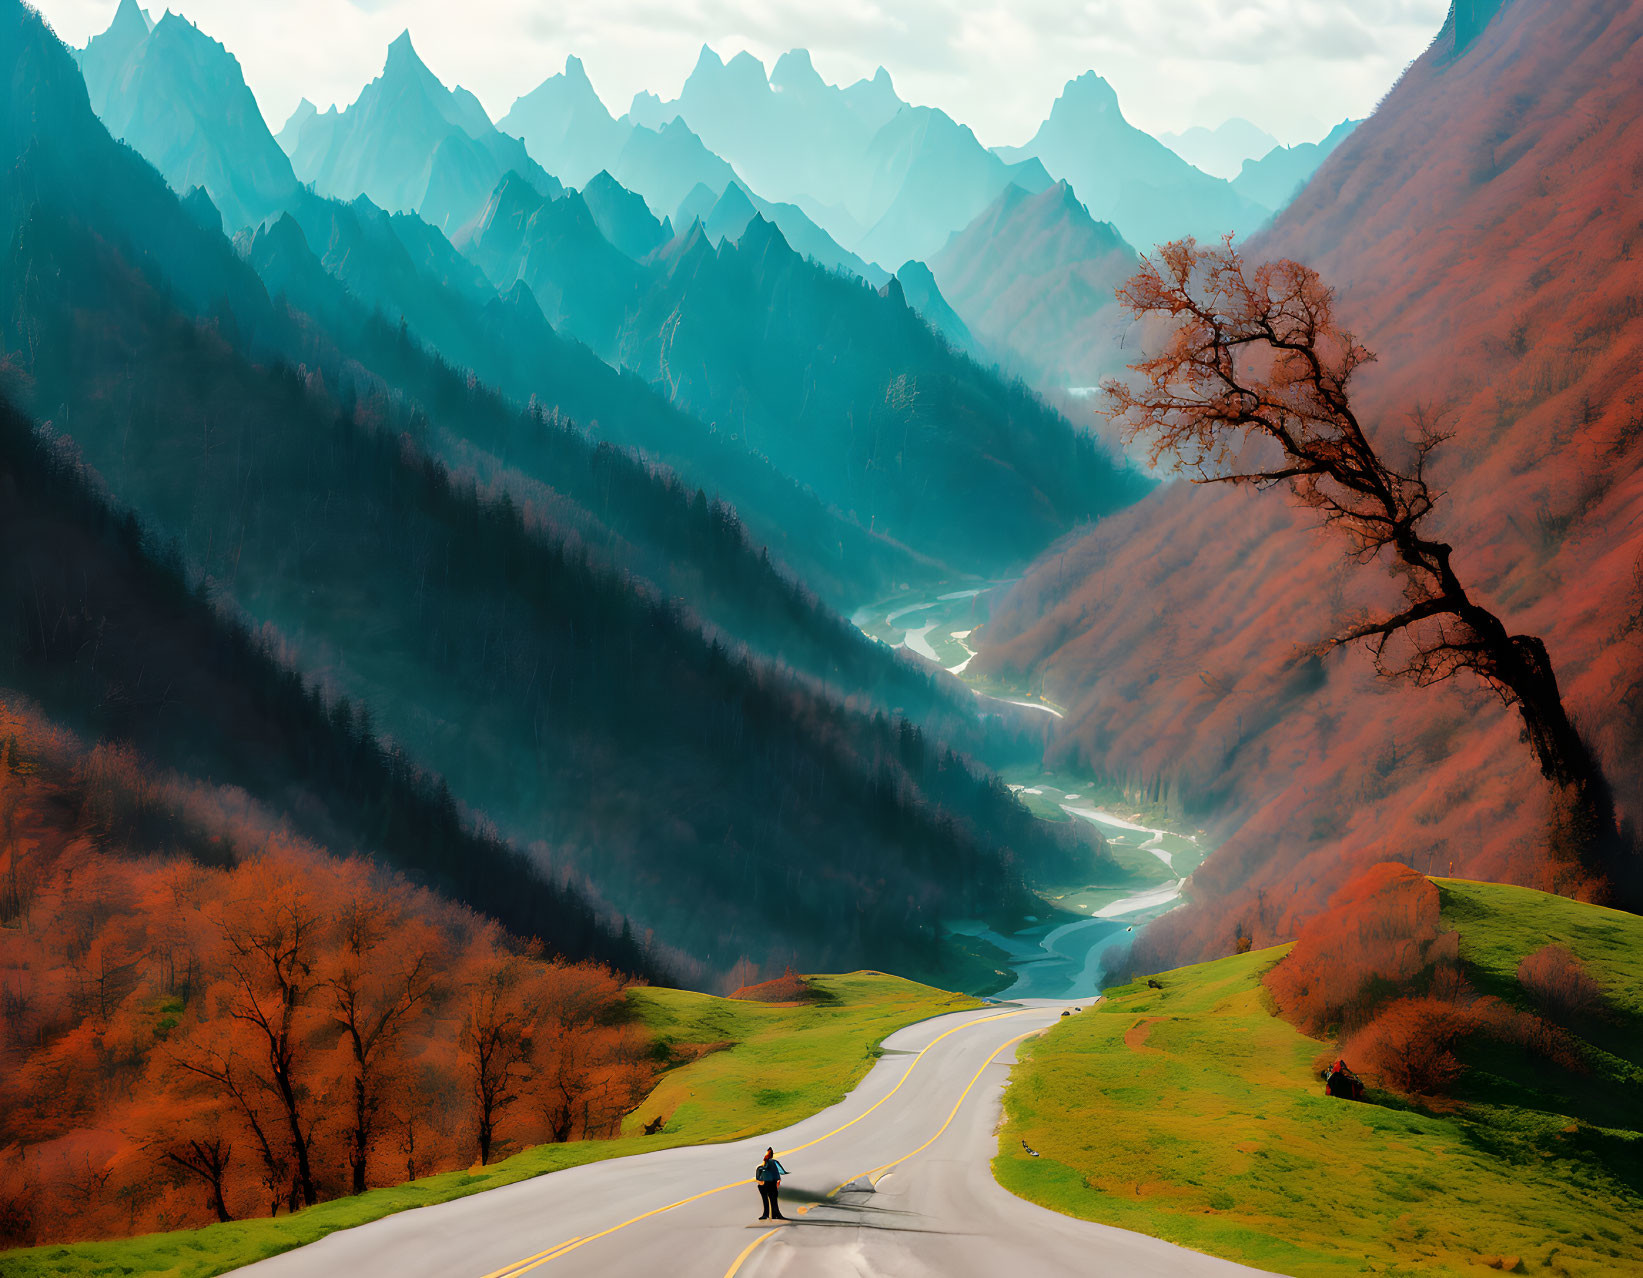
left=995, top=879, right=1643, bottom=1276
left=4, top=974, right=975, bottom=1278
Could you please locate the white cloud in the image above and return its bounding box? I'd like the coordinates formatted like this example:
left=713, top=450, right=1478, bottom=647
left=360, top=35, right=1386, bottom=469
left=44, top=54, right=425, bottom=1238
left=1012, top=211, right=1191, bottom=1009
left=36, top=0, right=1449, bottom=147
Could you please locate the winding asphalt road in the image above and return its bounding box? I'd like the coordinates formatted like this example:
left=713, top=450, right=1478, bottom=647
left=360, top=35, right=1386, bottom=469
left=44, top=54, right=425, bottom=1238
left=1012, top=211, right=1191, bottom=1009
left=237, top=1002, right=1270, bottom=1278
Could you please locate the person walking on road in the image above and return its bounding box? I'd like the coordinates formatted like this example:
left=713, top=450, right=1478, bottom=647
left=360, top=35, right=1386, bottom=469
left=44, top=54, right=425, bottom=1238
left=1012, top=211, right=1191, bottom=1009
left=755, top=1147, right=789, bottom=1220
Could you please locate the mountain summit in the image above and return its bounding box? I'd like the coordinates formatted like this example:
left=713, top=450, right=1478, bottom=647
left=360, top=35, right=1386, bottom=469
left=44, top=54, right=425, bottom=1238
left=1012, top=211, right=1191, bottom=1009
left=282, top=33, right=560, bottom=230
left=75, top=7, right=298, bottom=230
left=998, top=72, right=1269, bottom=250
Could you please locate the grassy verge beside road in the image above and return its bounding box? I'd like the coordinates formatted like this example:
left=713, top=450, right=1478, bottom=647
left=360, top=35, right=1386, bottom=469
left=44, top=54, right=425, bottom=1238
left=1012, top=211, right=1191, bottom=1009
left=5, top=974, right=977, bottom=1278
left=995, top=880, right=1643, bottom=1277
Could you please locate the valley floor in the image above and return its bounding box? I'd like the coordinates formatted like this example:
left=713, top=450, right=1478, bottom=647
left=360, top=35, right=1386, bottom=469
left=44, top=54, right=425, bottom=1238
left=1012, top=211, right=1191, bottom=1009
left=856, top=582, right=1213, bottom=1001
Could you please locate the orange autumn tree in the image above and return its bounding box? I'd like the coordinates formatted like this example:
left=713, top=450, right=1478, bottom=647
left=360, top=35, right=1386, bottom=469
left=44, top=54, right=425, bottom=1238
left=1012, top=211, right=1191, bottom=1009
left=529, top=963, right=649, bottom=1144
left=322, top=881, right=445, bottom=1195
left=1106, top=238, right=1624, bottom=896
left=459, top=953, right=538, bottom=1167
left=0, top=697, right=662, bottom=1245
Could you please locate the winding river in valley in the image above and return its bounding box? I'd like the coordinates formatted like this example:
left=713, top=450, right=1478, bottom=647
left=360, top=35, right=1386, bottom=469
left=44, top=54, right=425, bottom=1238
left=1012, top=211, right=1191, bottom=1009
left=853, top=584, right=1202, bottom=999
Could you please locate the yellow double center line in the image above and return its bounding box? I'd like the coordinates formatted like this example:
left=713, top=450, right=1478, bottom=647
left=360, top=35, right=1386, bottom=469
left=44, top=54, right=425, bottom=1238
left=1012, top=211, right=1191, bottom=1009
left=728, top=1027, right=1040, bottom=1278
left=824, top=1027, right=1038, bottom=1197
left=472, top=1006, right=1039, bottom=1276
left=478, top=1237, right=584, bottom=1278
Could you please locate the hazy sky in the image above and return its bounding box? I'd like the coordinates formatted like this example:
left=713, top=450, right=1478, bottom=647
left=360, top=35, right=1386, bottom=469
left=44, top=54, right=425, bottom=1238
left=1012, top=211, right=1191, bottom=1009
left=37, top=0, right=1450, bottom=147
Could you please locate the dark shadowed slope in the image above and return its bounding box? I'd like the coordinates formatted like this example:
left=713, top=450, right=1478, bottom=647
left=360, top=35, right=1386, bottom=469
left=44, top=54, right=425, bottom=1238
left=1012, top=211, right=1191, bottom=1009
left=0, top=393, right=652, bottom=975
left=980, top=0, right=1643, bottom=966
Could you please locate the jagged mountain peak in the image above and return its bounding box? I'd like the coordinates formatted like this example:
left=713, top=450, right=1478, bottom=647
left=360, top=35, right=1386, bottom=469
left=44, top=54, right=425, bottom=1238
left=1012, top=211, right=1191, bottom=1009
left=692, top=43, right=724, bottom=74
left=892, top=257, right=977, bottom=354
left=492, top=276, right=547, bottom=319
left=79, top=0, right=154, bottom=108
left=771, top=48, right=821, bottom=90
left=724, top=50, right=767, bottom=78
left=110, top=0, right=153, bottom=37
left=732, top=210, right=790, bottom=258
left=252, top=209, right=314, bottom=258
left=148, top=9, right=230, bottom=55
left=385, top=28, right=424, bottom=73
left=563, top=53, right=590, bottom=83
left=179, top=183, right=222, bottom=233
left=1044, top=177, right=1087, bottom=215
left=711, top=179, right=756, bottom=220
left=488, top=166, right=548, bottom=211
left=1053, top=70, right=1123, bottom=120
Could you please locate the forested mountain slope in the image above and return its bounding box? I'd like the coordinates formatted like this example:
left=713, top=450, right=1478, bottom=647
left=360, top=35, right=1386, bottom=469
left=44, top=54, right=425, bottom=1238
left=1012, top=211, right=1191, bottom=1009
left=73, top=5, right=1137, bottom=592
left=462, top=181, right=1144, bottom=575
left=0, top=395, right=649, bottom=974
left=980, top=0, right=1643, bottom=966
left=59, top=2, right=930, bottom=606
left=2, top=0, right=1107, bottom=983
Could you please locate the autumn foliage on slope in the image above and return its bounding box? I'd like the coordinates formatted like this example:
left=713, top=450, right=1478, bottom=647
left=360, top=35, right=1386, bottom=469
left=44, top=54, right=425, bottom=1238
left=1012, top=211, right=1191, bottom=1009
left=0, top=701, right=651, bottom=1247
left=1263, top=863, right=1452, bottom=1035
left=981, top=0, right=1643, bottom=965
left=1263, top=864, right=1582, bottom=1096
left=728, top=966, right=818, bottom=1003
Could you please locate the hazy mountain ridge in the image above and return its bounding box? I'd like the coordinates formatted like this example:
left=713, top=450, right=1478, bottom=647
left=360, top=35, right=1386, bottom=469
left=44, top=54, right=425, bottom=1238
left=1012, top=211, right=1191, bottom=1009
left=279, top=31, right=562, bottom=233
left=58, top=4, right=936, bottom=603
left=496, top=57, right=881, bottom=285
left=1158, top=116, right=1279, bottom=180
left=930, top=180, right=1138, bottom=387
left=74, top=3, right=298, bottom=232
left=623, top=45, right=1057, bottom=268
left=1231, top=118, right=1361, bottom=213
left=5, top=0, right=1113, bottom=986
left=996, top=71, right=1272, bottom=253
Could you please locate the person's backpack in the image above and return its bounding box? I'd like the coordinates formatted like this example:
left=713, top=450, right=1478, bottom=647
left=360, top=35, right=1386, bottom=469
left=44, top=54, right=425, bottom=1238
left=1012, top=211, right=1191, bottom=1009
left=754, top=1163, right=768, bottom=1183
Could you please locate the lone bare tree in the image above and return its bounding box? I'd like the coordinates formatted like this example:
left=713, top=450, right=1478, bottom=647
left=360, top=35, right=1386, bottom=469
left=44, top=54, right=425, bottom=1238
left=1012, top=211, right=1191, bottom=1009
left=1105, top=238, right=1621, bottom=891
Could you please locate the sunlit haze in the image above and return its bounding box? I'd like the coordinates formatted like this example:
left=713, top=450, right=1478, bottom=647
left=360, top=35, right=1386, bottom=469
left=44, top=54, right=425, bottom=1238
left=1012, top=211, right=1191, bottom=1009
left=34, top=0, right=1447, bottom=145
